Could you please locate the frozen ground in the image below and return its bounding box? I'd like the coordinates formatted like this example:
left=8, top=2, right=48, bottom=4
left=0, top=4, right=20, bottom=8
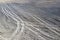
left=0, top=0, right=60, bottom=40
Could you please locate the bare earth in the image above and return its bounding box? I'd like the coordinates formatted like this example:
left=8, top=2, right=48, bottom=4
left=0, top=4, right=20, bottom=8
left=0, top=0, right=60, bottom=40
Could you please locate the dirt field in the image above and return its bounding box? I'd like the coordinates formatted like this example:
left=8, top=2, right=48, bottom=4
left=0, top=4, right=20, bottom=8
left=0, top=0, right=60, bottom=40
